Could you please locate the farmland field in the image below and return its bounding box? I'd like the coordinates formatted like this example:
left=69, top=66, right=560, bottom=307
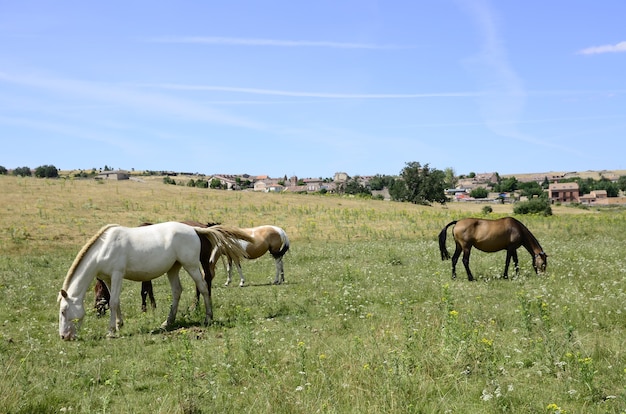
left=1, top=175, right=625, bottom=413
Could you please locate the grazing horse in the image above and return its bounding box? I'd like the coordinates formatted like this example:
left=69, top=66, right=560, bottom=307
left=58, top=222, right=250, bottom=340
left=438, top=217, right=547, bottom=281
left=93, top=221, right=217, bottom=315
left=221, top=225, right=290, bottom=287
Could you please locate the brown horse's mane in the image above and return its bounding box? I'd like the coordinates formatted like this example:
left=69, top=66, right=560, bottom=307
left=511, top=217, right=543, bottom=252
left=63, top=224, right=120, bottom=290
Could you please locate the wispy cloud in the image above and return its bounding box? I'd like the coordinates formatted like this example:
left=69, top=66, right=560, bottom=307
left=0, top=71, right=265, bottom=129
left=577, top=41, right=626, bottom=55
left=145, top=36, right=411, bottom=49
left=459, top=0, right=528, bottom=141
left=139, top=83, right=479, bottom=99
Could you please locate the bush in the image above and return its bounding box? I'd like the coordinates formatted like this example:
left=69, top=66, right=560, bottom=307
left=470, top=187, right=489, bottom=199
left=481, top=206, right=493, bottom=215
left=34, top=165, right=59, bottom=178
left=513, top=198, right=552, bottom=216
left=12, top=166, right=32, bottom=177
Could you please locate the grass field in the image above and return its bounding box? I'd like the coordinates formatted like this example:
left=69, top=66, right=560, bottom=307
left=1, top=175, right=625, bottom=413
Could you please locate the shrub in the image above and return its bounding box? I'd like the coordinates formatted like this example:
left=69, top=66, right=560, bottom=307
left=513, top=198, right=552, bottom=215
left=481, top=205, right=493, bottom=215
left=12, top=166, right=32, bottom=177
left=470, top=187, right=489, bottom=199
left=34, top=165, right=59, bottom=178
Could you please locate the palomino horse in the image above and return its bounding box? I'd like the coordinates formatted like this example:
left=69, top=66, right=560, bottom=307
left=221, top=225, right=290, bottom=287
left=58, top=222, right=250, bottom=340
left=93, top=221, right=217, bottom=315
left=438, top=217, right=547, bottom=281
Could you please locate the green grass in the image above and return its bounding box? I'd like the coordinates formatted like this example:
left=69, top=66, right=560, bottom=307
left=0, top=176, right=625, bottom=413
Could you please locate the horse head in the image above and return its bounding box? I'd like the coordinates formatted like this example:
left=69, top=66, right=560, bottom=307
left=58, top=289, right=85, bottom=340
left=533, top=252, right=548, bottom=274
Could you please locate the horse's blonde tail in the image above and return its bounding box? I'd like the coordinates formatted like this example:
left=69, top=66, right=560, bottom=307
left=194, top=225, right=253, bottom=264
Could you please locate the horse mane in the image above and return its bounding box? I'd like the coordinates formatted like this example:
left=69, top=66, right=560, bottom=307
left=62, top=224, right=120, bottom=290
left=512, top=217, right=543, bottom=252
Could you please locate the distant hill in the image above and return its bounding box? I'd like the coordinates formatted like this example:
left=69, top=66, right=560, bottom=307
left=500, top=169, right=626, bottom=182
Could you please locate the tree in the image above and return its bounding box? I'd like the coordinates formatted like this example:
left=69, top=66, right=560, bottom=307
left=34, top=165, right=59, bottom=178
left=444, top=167, right=457, bottom=189
left=0, top=166, right=7, bottom=175
left=618, top=176, right=626, bottom=193
left=369, top=174, right=395, bottom=191
left=12, top=166, right=32, bottom=177
left=210, top=178, right=222, bottom=189
left=388, top=178, right=409, bottom=202
left=518, top=181, right=543, bottom=198
left=494, top=176, right=518, bottom=193
left=344, top=176, right=371, bottom=196
left=392, top=162, right=447, bottom=205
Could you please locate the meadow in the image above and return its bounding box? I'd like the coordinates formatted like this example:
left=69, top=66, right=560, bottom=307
left=0, top=175, right=624, bottom=413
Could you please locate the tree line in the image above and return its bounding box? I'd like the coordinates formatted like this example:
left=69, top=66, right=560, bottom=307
left=4, top=162, right=626, bottom=209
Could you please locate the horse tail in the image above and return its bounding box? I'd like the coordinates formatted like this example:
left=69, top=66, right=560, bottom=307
left=272, top=227, right=290, bottom=259
left=194, top=225, right=253, bottom=264
left=438, top=221, right=457, bottom=261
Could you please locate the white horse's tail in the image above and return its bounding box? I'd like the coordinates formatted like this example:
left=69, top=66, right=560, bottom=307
left=194, top=225, right=252, bottom=264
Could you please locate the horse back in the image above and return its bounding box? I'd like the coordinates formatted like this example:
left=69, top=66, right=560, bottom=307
left=453, top=218, right=522, bottom=252
left=102, top=223, right=201, bottom=280
left=242, top=225, right=289, bottom=259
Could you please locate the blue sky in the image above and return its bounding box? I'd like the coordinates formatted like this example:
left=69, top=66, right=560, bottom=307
left=1, top=1, right=625, bottom=178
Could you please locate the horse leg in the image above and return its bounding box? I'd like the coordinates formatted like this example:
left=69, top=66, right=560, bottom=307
left=147, top=281, right=156, bottom=310
left=224, top=257, right=234, bottom=286
left=140, top=281, right=149, bottom=312
left=450, top=244, right=462, bottom=279
left=184, top=264, right=212, bottom=325
left=512, top=250, right=520, bottom=277
left=274, top=256, right=285, bottom=284
left=162, top=266, right=183, bottom=329
left=107, top=273, right=124, bottom=337
left=503, top=251, right=512, bottom=279
left=235, top=260, right=245, bottom=287
left=461, top=248, right=474, bottom=281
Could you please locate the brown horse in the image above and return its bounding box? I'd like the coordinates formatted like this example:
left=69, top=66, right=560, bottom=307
left=93, top=221, right=232, bottom=315
left=438, top=217, right=547, bottom=281
left=221, top=225, right=290, bottom=287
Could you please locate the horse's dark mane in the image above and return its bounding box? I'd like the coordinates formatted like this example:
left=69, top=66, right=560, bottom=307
left=512, top=217, right=543, bottom=252
left=63, top=224, right=120, bottom=290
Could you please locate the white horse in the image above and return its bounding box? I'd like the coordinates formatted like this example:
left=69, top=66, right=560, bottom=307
left=221, top=225, right=290, bottom=287
left=58, top=221, right=250, bottom=340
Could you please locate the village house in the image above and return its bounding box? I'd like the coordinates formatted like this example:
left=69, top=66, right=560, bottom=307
left=96, top=170, right=129, bottom=180
left=579, top=190, right=608, bottom=205
left=548, top=182, right=580, bottom=203
left=207, top=174, right=239, bottom=190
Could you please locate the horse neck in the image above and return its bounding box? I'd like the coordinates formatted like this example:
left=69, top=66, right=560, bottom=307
left=64, top=251, right=99, bottom=301
left=520, top=226, right=543, bottom=255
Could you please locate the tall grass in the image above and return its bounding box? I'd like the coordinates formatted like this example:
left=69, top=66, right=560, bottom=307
left=0, top=176, right=624, bottom=413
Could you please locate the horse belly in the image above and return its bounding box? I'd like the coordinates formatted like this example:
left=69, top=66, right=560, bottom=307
left=122, top=249, right=181, bottom=279
left=473, top=240, right=506, bottom=253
